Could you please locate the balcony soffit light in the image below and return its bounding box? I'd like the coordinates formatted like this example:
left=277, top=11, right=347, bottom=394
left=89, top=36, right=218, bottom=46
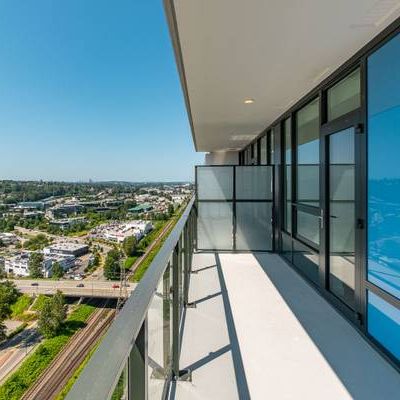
left=244, top=98, right=255, bottom=104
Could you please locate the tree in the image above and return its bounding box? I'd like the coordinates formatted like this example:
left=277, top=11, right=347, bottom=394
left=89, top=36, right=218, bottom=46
left=168, top=204, right=175, bottom=217
left=0, top=321, right=7, bottom=342
left=51, top=262, right=64, bottom=279
left=29, top=253, right=44, bottom=278
left=38, top=290, right=66, bottom=338
left=0, top=281, right=20, bottom=319
left=122, top=236, right=137, bottom=257
left=104, top=249, right=121, bottom=280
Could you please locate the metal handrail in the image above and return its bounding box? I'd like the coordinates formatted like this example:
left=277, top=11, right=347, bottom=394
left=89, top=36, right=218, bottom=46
left=66, top=196, right=195, bottom=400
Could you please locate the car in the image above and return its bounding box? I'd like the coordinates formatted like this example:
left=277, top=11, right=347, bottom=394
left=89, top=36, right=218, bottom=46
left=76, top=283, right=85, bottom=288
left=31, top=282, right=39, bottom=286
left=112, top=284, right=120, bottom=289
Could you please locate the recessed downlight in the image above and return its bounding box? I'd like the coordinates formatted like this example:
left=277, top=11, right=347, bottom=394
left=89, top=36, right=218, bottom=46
left=244, top=98, right=255, bottom=104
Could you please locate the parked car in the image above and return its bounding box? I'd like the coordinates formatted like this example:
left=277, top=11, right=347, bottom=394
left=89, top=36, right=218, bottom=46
left=31, top=282, right=39, bottom=286
left=76, top=283, right=85, bottom=288
left=112, top=284, right=120, bottom=289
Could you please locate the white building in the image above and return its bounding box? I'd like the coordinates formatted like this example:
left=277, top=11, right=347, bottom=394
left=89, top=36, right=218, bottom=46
left=94, top=220, right=153, bottom=243
left=4, top=252, right=75, bottom=278
left=0, top=232, right=20, bottom=245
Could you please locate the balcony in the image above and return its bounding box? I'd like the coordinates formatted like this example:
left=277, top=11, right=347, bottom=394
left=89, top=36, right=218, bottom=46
left=65, top=191, right=400, bottom=400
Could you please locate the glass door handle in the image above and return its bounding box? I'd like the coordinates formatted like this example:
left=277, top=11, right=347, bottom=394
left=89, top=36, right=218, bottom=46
left=318, top=210, right=324, bottom=229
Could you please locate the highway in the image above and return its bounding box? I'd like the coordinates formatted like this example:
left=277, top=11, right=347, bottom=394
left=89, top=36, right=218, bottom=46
left=11, top=279, right=137, bottom=298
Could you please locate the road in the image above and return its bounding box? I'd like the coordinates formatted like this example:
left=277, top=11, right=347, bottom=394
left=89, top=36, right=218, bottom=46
left=11, top=279, right=137, bottom=298
left=0, top=324, right=41, bottom=383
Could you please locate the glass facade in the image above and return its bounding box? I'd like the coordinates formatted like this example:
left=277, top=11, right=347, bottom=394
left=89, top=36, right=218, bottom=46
left=368, top=292, right=400, bottom=362
left=328, top=127, right=355, bottom=308
left=237, top=25, right=400, bottom=368
left=296, top=98, right=320, bottom=208
left=284, top=118, right=292, bottom=233
left=368, top=33, right=400, bottom=301
left=327, top=68, right=361, bottom=121
left=260, top=135, right=267, bottom=164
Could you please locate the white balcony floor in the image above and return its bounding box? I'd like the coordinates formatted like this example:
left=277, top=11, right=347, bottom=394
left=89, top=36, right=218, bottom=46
left=170, top=252, right=400, bottom=400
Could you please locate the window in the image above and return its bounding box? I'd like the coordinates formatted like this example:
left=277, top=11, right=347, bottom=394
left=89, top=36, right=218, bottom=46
left=254, top=140, right=259, bottom=165
left=260, top=135, right=267, bottom=164
left=283, top=118, right=292, bottom=233
left=269, top=129, right=275, bottom=164
left=296, top=98, right=320, bottom=207
left=327, top=68, right=361, bottom=121
left=367, top=33, right=400, bottom=301
left=368, top=292, right=400, bottom=361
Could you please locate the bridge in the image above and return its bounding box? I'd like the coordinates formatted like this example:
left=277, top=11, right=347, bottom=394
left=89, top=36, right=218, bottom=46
left=11, top=279, right=137, bottom=298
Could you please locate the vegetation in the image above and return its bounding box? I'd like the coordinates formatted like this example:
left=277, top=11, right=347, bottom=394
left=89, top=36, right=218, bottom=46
left=51, top=262, right=64, bottom=279
left=0, top=281, right=20, bottom=319
left=124, top=256, right=138, bottom=270
left=37, top=291, right=67, bottom=338
left=32, top=294, right=51, bottom=312
left=104, top=249, right=121, bottom=280
left=23, top=234, right=50, bottom=251
left=10, top=294, right=33, bottom=319
left=28, top=252, right=44, bottom=278
left=122, top=235, right=137, bottom=257
left=0, top=303, right=95, bottom=400
left=54, top=341, right=100, bottom=400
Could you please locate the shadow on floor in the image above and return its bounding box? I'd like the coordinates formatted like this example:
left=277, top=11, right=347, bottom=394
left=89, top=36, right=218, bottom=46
left=254, top=253, right=400, bottom=400
left=172, top=253, right=250, bottom=399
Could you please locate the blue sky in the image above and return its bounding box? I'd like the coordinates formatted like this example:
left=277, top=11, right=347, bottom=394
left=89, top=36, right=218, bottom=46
left=0, top=0, right=203, bottom=182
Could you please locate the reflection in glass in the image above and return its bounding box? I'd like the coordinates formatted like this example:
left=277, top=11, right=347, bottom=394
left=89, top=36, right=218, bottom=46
left=197, top=202, right=233, bottom=250
left=281, top=232, right=292, bottom=264
left=284, top=118, right=292, bottom=233
left=328, top=69, right=361, bottom=121
left=111, top=363, right=128, bottom=400
left=368, top=291, right=400, bottom=361
left=236, top=202, right=272, bottom=251
left=197, top=167, right=233, bottom=200
left=328, top=128, right=355, bottom=308
left=297, top=211, right=320, bottom=247
left=293, top=240, right=319, bottom=283
left=269, top=129, right=275, bottom=164
left=296, top=98, right=320, bottom=207
left=367, top=33, right=400, bottom=300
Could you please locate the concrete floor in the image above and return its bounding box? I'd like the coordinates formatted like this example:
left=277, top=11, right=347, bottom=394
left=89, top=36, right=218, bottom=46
left=171, top=252, right=400, bottom=400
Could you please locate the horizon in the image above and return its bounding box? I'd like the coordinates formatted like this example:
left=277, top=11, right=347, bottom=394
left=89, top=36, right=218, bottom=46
left=0, top=1, right=204, bottom=181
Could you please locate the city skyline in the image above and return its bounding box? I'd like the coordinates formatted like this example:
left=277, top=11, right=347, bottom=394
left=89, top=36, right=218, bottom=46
left=0, top=1, right=203, bottom=182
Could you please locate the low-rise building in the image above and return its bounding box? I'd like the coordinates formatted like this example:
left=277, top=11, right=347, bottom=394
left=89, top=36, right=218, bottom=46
left=43, top=242, right=89, bottom=257
left=0, top=232, right=20, bottom=245
left=4, top=251, right=75, bottom=277
left=92, top=220, right=153, bottom=243
left=49, top=217, right=87, bottom=230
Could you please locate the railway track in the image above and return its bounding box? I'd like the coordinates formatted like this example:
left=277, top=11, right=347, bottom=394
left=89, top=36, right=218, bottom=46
left=21, top=300, right=115, bottom=400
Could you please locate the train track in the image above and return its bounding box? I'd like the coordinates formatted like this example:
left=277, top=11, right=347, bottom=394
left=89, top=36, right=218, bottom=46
left=21, top=300, right=115, bottom=400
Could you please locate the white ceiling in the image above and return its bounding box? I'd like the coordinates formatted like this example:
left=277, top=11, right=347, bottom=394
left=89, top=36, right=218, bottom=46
left=168, top=0, right=400, bottom=152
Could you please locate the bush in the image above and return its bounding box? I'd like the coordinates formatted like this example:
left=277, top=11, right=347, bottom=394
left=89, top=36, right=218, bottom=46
left=10, top=295, right=33, bottom=319
left=32, top=295, right=51, bottom=312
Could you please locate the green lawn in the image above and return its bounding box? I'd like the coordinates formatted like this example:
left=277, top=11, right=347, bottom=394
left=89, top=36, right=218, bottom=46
left=0, top=304, right=96, bottom=400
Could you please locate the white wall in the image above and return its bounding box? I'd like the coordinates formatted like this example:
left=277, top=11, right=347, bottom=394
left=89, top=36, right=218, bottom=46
left=204, top=151, right=239, bottom=165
